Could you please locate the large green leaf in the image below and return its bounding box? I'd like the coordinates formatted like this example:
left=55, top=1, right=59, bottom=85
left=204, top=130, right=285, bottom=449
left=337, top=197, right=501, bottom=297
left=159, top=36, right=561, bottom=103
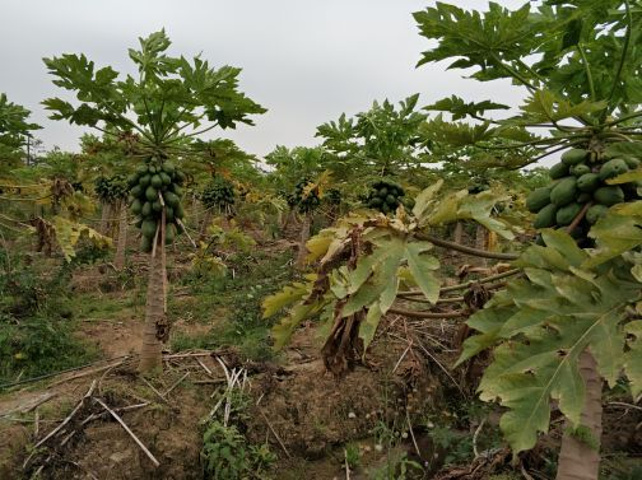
left=461, top=232, right=641, bottom=453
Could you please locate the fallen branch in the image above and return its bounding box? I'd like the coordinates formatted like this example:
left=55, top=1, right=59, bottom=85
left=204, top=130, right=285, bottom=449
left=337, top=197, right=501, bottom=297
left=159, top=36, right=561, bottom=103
left=388, top=307, right=467, bottom=319
left=163, top=372, right=190, bottom=397
left=140, top=377, right=172, bottom=406
left=26, top=381, right=96, bottom=468
left=93, top=397, right=160, bottom=468
left=48, top=359, right=126, bottom=388
left=259, top=410, right=291, bottom=458
left=0, top=392, right=58, bottom=417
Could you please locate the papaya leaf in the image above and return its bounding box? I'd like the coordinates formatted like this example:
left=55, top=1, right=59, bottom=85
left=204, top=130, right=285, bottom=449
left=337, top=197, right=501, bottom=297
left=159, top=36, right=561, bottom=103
left=625, top=321, right=642, bottom=399
left=405, top=242, right=440, bottom=304
left=360, top=302, right=383, bottom=353
left=584, top=212, right=642, bottom=268
left=271, top=303, right=318, bottom=350
left=462, top=234, right=641, bottom=454
left=606, top=167, right=642, bottom=185
left=52, top=216, right=111, bottom=262
left=519, top=89, right=607, bottom=123
left=425, top=95, right=509, bottom=120
left=412, top=179, right=443, bottom=220
left=262, top=281, right=311, bottom=319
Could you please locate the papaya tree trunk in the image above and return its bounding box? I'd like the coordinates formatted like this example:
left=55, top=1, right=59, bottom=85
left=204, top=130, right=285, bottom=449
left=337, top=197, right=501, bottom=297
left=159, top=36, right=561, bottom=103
left=138, top=236, right=167, bottom=373
left=100, top=202, right=111, bottom=234
left=556, top=350, right=603, bottom=480
left=199, top=210, right=212, bottom=240
left=453, top=221, right=463, bottom=245
left=474, top=224, right=488, bottom=267
left=296, top=213, right=311, bottom=269
left=114, top=201, right=128, bottom=270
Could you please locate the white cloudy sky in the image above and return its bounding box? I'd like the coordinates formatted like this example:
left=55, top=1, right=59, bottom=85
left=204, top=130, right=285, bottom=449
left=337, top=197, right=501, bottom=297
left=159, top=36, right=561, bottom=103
left=1, top=0, right=529, bottom=158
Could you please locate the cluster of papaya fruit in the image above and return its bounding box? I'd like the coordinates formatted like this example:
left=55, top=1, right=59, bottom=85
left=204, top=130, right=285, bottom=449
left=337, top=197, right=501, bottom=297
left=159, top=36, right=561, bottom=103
left=127, top=161, right=185, bottom=252
left=201, top=176, right=236, bottom=212
left=287, top=178, right=321, bottom=213
left=364, top=180, right=406, bottom=215
left=94, top=175, right=128, bottom=203
left=527, top=148, right=640, bottom=235
left=324, top=188, right=342, bottom=206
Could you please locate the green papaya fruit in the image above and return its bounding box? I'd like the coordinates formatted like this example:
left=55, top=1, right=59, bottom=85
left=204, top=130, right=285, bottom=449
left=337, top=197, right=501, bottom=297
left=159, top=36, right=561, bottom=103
left=150, top=175, right=163, bottom=189
left=141, top=219, right=158, bottom=239
left=130, top=185, right=143, bottom=199
left=148, top=165, right=157, bottom=174
left=130, top=199, right=142, bottom=215
left=162, top=162, right=175, bottom=175
left=160, top=172, right=172, bottom=186
left=163, top=191, right=180, bottom=208
left=586, top=204, right=609, bottom=225
left=171, top=185, right=183, bottom=197
left=550, top=162, right=569, bottom=180
left=141, top=235, right=153, bottom=253
left=623, top=156, right=641, bottom=169
left=165, top=207, right=175, bottom=222
left=127, top=174, right=139, bottom=188
left=593, top=186, right=624, bottom=206
left=136, top=165, right=148, bottom=175
left=577, top=192, right=592, bottom=204
left=379, top=187, right=388, bottom=197
left=386, top=194, right=397, bottom=206
left=141, top=202, right=152, bottom=218
left=599, top=158, right=629, bottom=181
left=174, top=204, right=185, bottom=219
left=562, top=148, right=589, bottom=166
left=577, top=173, right=600, bottom=193
left=164, top=224, right=176, bottom=244
left=571, top=164, right=591, bottom=177
left=534, top=203, right=558, bottom=229
left=550, top=177, right=577, bottom=206
left=526, top=187, right=551, bottom=213
left=139, top=174, right=151, bottom=188
left=145, top=186, right=158, bottom=202
left=174, top=171, right=186, bottom=184
left=152, top=200, right=162, bottom=213
left=556, top=203, right=582, bottom=226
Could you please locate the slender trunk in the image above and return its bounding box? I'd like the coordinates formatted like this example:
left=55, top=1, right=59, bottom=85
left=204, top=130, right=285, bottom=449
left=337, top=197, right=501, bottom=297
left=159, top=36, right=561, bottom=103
left=100, top=202, right=110, bottom=234
left=114, top=201, right=128, bottom=270
left=453, top=221, right=463, bottom=245
left=281, top=209, right=293, bottom=236
left=200, top=210, right=212, bottom=240
left=296, top=213, right=311, bottom=269
left=556, top=350, right=603, bottom=480
left=474, top=224, right=488, bottom=267
left=138, top=235, right=167, bottom=373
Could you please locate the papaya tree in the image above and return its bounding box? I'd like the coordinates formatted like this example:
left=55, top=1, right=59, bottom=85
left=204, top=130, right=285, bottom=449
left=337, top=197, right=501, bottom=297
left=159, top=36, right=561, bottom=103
left=0, top=93, right=41, bottom=173
left=413, top=1, right=642, bottom=478
left=43, top=30, right=265, bottom=372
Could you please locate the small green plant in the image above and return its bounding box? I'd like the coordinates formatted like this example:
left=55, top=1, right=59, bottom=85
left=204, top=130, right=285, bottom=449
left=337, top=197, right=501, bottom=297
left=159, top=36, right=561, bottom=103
left=344, top=443, right=361, bottom=470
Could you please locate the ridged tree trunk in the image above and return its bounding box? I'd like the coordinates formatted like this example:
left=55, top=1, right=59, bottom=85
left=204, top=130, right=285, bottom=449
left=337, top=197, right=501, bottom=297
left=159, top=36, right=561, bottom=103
left=138, top=236, right=167, bottom=373
left=453, top=221, right=464, bottom=245
left=474, top=224, right=488, bottom=267
left=200, top=210, right=212, bottom=240
left=100, top=202, right=111, bottom=234
left=114, top=201, right=128, bottom=270
left=556, top=350, right=603, bottom=480
left=296, top=213, right=311, bottom=269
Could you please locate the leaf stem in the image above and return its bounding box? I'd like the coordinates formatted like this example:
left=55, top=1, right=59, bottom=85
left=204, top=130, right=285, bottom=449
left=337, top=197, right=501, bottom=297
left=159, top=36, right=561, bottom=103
left=416, top=233, right=519, bottom=260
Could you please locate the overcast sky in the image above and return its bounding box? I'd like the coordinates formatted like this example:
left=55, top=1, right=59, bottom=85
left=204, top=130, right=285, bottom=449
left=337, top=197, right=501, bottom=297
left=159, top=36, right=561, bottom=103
left=1, top=0, right=529, bottom=159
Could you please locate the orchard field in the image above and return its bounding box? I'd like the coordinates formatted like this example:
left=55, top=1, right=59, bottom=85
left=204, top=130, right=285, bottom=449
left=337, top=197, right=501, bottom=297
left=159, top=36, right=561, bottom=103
left=0, top=2, right=641, bottom=479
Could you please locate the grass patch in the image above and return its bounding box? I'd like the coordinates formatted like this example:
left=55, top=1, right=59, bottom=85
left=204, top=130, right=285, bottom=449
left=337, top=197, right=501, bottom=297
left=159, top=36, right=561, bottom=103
left=170, top=250, right=294, bottom=362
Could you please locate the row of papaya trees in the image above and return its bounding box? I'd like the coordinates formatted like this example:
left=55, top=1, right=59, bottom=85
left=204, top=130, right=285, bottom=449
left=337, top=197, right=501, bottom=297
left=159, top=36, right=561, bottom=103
left=0, top=1, right=640, bottom=478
